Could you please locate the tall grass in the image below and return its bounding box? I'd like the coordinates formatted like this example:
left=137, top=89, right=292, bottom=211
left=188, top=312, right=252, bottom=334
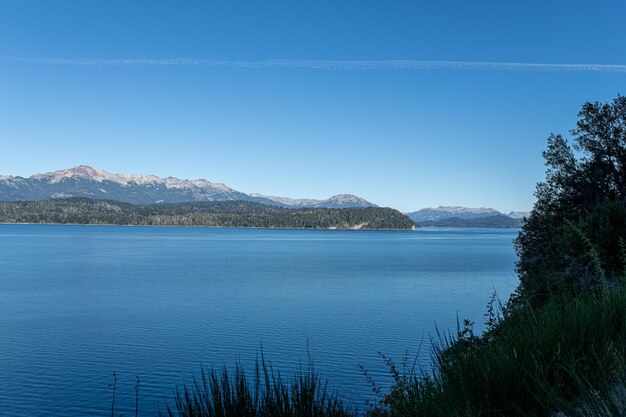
left=163, top=231, right=626, bottom=417
left=162, top=356, right=355, bottom=417
left=162, top=288, right=626, bottom=417
left=367, top=287, right=626, bottom=417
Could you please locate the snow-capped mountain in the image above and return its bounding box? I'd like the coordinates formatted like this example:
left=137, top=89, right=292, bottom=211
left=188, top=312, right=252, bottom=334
left=0, top=165, right=375, bottom=208
left=249, top=193, right=376, bottom=208
left=507, top=211, right=530, bottom=219
left=407, top=206, right=503, bottom=223
left=30, top=165, right=161, bottom=185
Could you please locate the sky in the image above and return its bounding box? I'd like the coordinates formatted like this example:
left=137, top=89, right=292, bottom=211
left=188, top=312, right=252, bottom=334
left=1, top=1, right=625, bottom=212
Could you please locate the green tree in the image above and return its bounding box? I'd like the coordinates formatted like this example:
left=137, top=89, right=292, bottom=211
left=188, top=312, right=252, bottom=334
left=514, top=95, right=626, bottom=306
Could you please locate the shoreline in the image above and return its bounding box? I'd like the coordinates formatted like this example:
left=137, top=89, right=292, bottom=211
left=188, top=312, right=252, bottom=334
left=0, top=222, right=521, bottom=231
left=0, top=221, right=416, bottom=232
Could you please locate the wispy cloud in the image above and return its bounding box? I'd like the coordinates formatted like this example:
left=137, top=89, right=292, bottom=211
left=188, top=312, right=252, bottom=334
left=2, top=57, right=626, bottom=73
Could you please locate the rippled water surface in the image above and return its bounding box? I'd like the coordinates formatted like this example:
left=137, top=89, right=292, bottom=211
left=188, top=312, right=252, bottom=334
left=0, top=225, right=519, bottom=416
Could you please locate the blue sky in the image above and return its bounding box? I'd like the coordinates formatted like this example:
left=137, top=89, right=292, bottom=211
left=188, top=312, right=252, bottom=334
left=1, top=1, right=625, bottom=212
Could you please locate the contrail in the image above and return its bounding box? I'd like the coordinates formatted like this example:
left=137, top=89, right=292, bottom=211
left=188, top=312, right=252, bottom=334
left=2, top=57, right=626, bottom=73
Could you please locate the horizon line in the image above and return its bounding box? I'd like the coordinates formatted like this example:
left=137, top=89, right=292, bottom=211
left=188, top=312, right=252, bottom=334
left=2, top=57, right=626, bottom=73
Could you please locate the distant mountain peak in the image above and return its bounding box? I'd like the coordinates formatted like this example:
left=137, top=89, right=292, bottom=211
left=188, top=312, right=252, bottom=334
left=67, top=165, right=98, bottom=174
left=407, top=205, right=529, bottom=224
left=507, top=211, right=530, bottom=219
left=30, top=165, right=221, bottom=188
left=32, top=165, right=108, bottom=183
left=431, top=206, right=500, bottom=213
left=249, top=193, right=376, bottom=208
left=329, top=194, right=370, bottom=202
left=407, top=206, right=502, bottom=222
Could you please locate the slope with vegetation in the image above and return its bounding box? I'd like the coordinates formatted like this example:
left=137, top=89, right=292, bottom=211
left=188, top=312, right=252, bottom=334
left=367, top=95, right=626, bottom=417
left=161, top=96, right=626, bottom=417
left=0, top=198, right=415, bottom=230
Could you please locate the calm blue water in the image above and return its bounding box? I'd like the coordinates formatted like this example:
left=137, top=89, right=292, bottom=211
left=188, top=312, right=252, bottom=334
left=0, top=225, right=518, bottom=416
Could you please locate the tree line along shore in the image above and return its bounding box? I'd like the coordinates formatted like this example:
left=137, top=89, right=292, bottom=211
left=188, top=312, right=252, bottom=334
left=0, top=198, right=416, bottom=230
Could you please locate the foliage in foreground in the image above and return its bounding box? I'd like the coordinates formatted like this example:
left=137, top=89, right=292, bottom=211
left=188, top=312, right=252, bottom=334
left=367, top=285, right=626, bottom=417
left=162, top=357, right=355, bottom=417
left=362, top=95, right=626, bottom=416
left=514, top=96, right=626, bottom=307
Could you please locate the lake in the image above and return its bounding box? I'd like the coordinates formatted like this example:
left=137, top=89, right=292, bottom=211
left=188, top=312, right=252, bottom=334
left=0, top=225, right=519, bottom=416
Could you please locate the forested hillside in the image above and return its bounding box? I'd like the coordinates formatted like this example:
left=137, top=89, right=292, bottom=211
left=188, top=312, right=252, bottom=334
left=0, top=198, right=414, bottom=230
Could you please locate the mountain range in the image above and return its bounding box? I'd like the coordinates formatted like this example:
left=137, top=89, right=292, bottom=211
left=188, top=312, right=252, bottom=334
left=0, top=165, right=376, bottom=208
left=406, top=206, right=529, bottom=228
left=0, top=166, right=530, bottom=228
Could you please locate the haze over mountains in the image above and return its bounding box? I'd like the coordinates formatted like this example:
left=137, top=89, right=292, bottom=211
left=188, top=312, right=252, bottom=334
left=0, top=165, right=375, bottom=208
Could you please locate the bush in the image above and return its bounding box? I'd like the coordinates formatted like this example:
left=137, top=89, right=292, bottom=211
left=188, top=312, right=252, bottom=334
left=513, top=201, right=626, bottom=305
left=368, top=286, right=626, bottom=417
